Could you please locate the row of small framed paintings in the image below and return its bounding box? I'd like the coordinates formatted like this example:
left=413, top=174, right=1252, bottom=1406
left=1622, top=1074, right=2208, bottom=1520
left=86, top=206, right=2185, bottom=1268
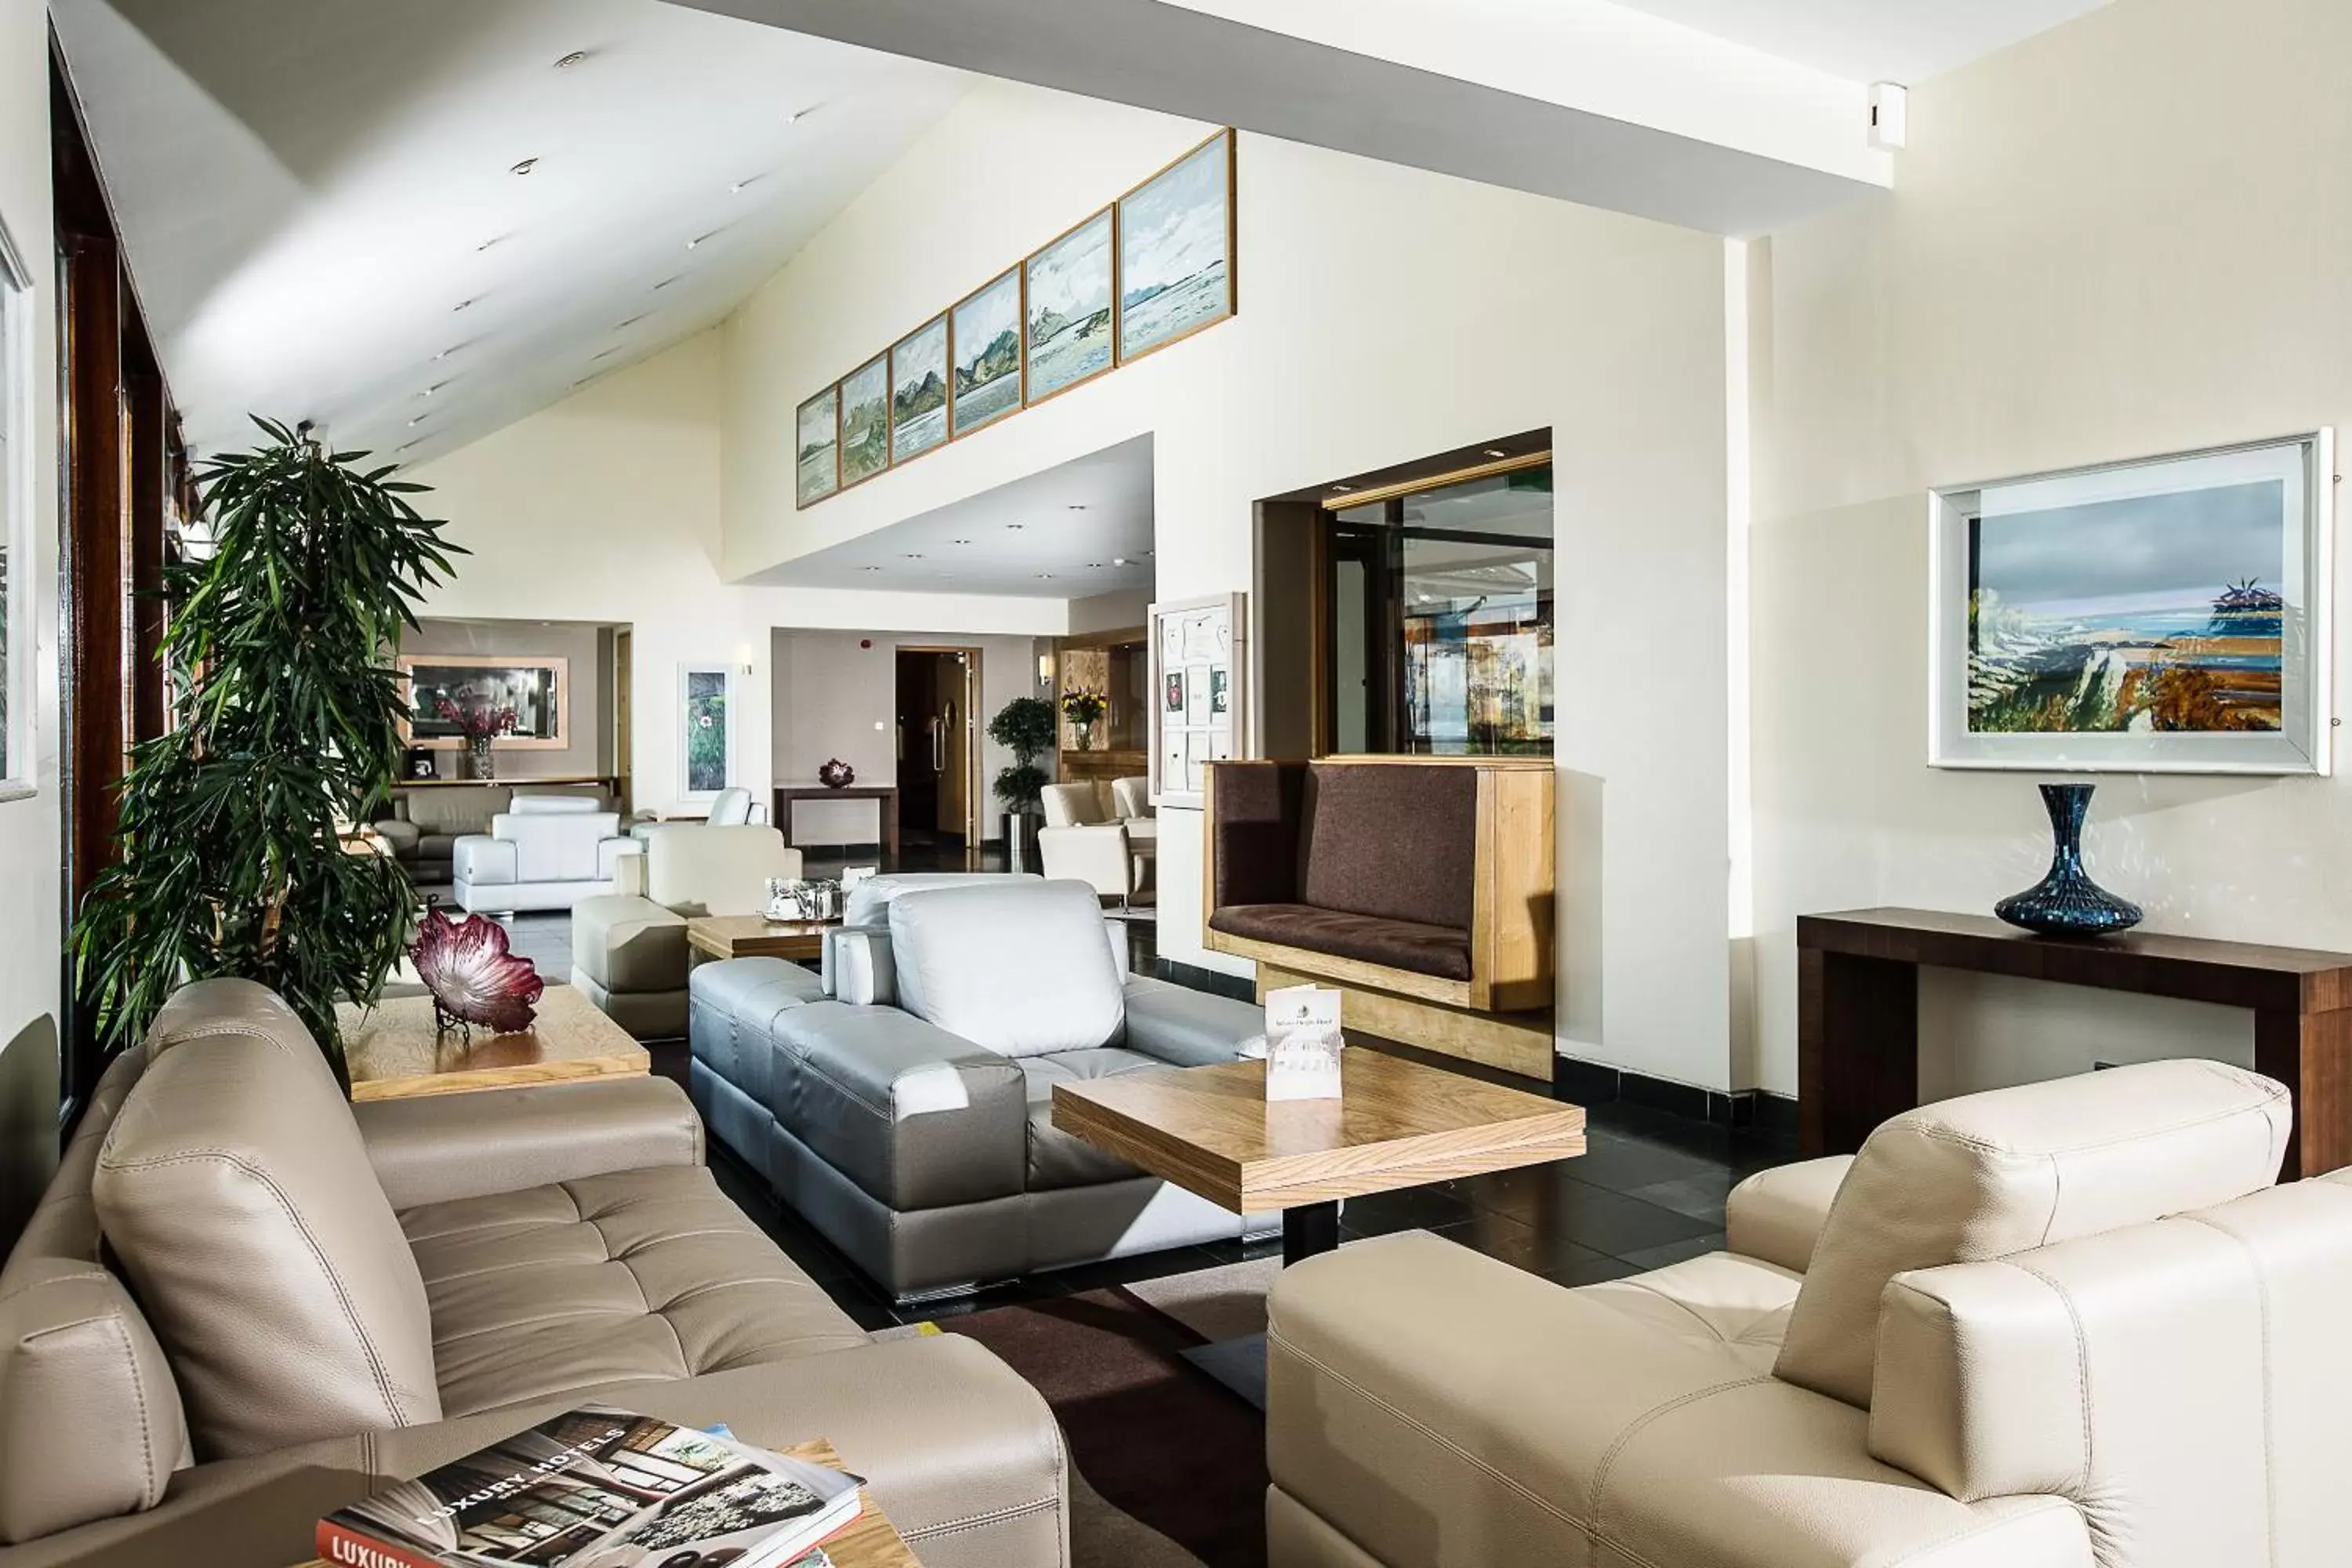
left=793, top=128, right=1238, bottom=509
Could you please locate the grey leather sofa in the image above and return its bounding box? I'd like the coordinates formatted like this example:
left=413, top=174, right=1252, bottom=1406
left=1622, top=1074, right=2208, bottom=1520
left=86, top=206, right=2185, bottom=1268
left=691, top=877, right=1272, bottom=1301
left=0, top=978, right=1066, bottom=1566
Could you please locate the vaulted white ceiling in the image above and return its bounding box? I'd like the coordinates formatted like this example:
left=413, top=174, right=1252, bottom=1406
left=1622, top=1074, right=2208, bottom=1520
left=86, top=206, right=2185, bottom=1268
left=1608, top=0, right=2113, bottom=85
left=50, top=0, right=968, bottom=466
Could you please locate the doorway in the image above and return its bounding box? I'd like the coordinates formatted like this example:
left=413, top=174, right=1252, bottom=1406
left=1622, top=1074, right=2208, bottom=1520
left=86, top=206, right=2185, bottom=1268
left=895, top=647, right=982, bottom=855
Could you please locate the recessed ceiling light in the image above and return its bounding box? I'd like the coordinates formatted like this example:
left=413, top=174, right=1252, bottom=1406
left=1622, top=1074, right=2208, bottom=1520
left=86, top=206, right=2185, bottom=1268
left=476, top=235, right=506, bottom=252
left=1112, top=557, right=1128, bottom=565
left=950, top=538, right=971, bottom=545
left=616, top=313, right=648, bottom=329
left=652, top=276, right=681, bottom=290
left=554, top=50, right=590, bottom=69
left=860, top=566, right=883, bottom=572
left=509, top=157, right=539, bottom=176
left=1330, top=483, right=1356, bottom=493
left=1036, top=572, right=1054, bottom=580
left=454, top=298, right=477, bottom=312
left=785, top=105, right=819, bottom=125
left=1483, top=448, right=1508, bottom=459
left=686, top=232, right=717, bottom=250
left=407, top=416, right=426, bottom=427
left=422, top=380, right=449, bottom=397
left=902, top=553, right=924, bottom=560
left=434, top=347, right=456, bottom=361
left=1085, top=561, right=1107, bottom=568
left=591, top=346, right=619, bottom=360
left=1067, top=504, right=1088, bottom=511
left=729, top=180, right=751, bottom=195
left=1007, top=523, right=1025, bottom=531
left=398, top=440, right=423, bottom=452
left=1142, top=549, right=1155, bottom=557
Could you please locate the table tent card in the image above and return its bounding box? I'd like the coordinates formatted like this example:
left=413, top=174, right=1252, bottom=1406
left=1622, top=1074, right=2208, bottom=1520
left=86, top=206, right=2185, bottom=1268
left=1264, top=983, right=1344, bottom=1101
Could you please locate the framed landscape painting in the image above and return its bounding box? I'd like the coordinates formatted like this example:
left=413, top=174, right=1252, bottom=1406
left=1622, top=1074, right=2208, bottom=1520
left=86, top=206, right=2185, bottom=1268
left=951, top=268, right=1022, bottom=437
left=1929, top=431, right=2333, bottom=774
left=1119, top=129, right=1234, bottom=362
left=889, top=314, right=949, bottom=463
left=1025, top=207, right=1115, bottom=403
left=838, top=355, right=889, bottom=488
left=793, top=386, right=837, bottom=507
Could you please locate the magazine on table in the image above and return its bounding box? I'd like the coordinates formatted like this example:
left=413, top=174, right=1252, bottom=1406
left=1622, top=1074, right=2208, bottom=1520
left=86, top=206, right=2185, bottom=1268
left=316, top=1406, right=862, bottom=1568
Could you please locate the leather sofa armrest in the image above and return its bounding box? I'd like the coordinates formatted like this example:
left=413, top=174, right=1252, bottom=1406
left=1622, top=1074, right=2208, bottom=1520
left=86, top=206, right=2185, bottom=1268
left=822, top=924, right=894, bottom=1002
left=597, top=835, right=643, bottom=880
left=612, top=851, right=649, bottom=898
left=1037, top=823, right=1138, bottom=900
left=371, top=818, right=420, bottom=854
left=1121, top=975, right=1260, bottom=1067
left=1726, top=1155, right=1853, bottom=1274
left=770, top=1002, right=1027, bottom=1210
left=450, top=833, right=516, bottom=886
left=354, top=1075, right=703, bottom=1210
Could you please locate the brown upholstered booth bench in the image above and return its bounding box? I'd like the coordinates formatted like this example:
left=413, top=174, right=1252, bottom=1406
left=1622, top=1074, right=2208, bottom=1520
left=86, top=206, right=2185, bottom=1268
left=1204, top=756, right=1555, bottom=1076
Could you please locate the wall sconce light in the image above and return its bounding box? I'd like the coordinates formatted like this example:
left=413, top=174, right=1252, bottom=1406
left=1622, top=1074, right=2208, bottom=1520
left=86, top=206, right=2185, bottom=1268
left=1037, top=653, right=1055, bottom=686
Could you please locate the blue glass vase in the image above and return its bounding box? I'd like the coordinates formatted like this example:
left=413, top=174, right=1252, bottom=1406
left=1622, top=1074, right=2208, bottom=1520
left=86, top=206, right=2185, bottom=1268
left=1994, top=782, right=2142, bottom=936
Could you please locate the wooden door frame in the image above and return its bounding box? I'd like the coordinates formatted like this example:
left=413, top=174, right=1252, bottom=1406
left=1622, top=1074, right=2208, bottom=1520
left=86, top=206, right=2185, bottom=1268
left=898, top=644, right=984, bottom=844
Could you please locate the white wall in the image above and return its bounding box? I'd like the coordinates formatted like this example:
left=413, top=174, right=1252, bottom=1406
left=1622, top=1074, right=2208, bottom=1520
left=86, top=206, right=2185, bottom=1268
left=1749, top=0, right=2352, bottom=1095
left=0, top=0, right=62, bottom=1228
left=769, top=626, right=1042, bottom=840
left=410, top=332, right=1069, bottom=815
left=722, top=82, right=1737, bottom=1088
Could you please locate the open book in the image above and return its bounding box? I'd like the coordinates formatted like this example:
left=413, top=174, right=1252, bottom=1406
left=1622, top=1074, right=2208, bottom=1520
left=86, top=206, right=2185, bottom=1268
left=317, top=1406, right=861, bottom=1568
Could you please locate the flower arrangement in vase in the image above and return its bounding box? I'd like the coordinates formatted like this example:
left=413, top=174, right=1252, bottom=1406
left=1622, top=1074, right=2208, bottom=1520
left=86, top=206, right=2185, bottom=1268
left=1060, top=688, right=1109, bottom=751
left=437, top=696, right=518, bottom=780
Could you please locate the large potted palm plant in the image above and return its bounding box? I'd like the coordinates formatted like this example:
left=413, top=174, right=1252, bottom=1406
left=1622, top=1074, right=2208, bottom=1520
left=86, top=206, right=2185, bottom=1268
left=71, top=420, right=463, bottom=1087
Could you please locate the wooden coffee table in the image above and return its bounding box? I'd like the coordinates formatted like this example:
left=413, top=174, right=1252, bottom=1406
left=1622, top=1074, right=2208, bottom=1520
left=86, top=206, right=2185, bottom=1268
left=1053, top=1048, right=1585, bottom=1261
left=1054, top=1048, right=1584, bottom=1404
left=335, top=985, right=649, bottom=1102
left=687, top=913, right=840, bottom=962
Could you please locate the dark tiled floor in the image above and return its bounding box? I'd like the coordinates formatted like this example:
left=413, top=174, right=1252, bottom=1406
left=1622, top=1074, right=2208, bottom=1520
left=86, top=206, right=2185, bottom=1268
left=477, top=835, right=1796, bottom=1325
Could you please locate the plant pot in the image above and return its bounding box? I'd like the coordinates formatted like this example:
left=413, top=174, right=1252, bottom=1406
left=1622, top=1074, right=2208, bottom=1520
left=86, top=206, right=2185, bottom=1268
left=1003, top=809, right=1044, bottom=873
left=466, top=735, right=495, bottom=781
left=1994, top=782, right=2142, bottom=935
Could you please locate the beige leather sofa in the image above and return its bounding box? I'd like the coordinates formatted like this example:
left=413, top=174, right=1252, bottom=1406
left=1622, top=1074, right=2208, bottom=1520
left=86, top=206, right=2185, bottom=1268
left=572, top=823, right=802, bottom=1038
left=372, top=783, right=612, bottom=884
left=0, top=979, right=1064, bottom=1566
left=1265, top=1059, right=2343, bottom=1567
left=1038, top=778, right=1154, bottom=906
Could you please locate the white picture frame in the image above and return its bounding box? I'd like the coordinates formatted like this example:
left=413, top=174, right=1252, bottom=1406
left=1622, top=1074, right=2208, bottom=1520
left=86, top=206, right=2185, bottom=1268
left=1149, top=591, right=1247, bottom=808
left=679, top=663, right=734, bottom=799
left=1928, top=431, right=2333, bottom=775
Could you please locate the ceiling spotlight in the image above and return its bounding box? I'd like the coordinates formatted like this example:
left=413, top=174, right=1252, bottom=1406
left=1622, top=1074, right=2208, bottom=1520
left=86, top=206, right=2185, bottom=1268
left=1483, top=448, right=1508, bottom=459
left=902, top=553, right=924, bottom=560
left=860, top=565, right=883, bottom=572
left=475, top=235, right=505, bottom=252
left=729, top=180, right=750, bottom=195
left=554, top=50, right=590, bottom=69
left=1112, top=557, right=1128, bottom=565
left=509, top=157, right=539, bottom=176
left=1036, top=572, right=1054, bottom=580
left=616, top=313, right=648, bottom=329
left=1006, top=523, right=1025, bottom=531
left=686, top=232, right=716, bottom=250
left=407, top=416, right=426, bottom=427
left=434, top=347, right=456, bottom=360
left=1066, top=504, right=1088, bottom=511
left=591, top=346, right=619, bottom=360
left=652, top=276, right=681, bottom=290
left=454, top=298, right=477, bottom=312
left=422, top=380, right=449, bottom=396
left=785, top=105, right=818, bottom=125
left=950, top=538, right=971, bottom=545
left=1330, top=483, right=1356, bottom=493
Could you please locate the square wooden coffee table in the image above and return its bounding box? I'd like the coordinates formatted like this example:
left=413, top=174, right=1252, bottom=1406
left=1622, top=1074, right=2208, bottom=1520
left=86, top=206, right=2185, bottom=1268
left=687, top=913, right=839, bottom=963
left=1052, top=1047, right=1586, bottom=1263
left=336, top=985, right=649, bottom=1102
left=1053, top=1048, right=1584, bottom=1406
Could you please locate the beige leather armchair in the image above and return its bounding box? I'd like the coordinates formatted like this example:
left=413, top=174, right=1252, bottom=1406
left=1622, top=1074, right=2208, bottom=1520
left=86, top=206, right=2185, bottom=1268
left=571, top=822, right=801, bottom=1038
left=1037, top=779, right=1153, bottom=907
left=1266, top=1060, right=2339, bottom=1568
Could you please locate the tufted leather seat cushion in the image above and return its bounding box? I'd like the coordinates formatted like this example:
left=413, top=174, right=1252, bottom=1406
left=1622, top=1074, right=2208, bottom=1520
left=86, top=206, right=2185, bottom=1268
left=401, top=1163, right=870, bottom=1417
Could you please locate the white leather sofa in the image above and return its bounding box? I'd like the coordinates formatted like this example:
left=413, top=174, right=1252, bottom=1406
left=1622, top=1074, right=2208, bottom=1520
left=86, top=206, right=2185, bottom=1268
left=451, top=795, right=640, bottom=914
left=691, top=877, right=1272, bottom=1301
left=571, top=823, right=802, bottom=1038
left=1265, top=1059, right=2328, bottom=1568
left=1038, top=778, right=1154, bottom=906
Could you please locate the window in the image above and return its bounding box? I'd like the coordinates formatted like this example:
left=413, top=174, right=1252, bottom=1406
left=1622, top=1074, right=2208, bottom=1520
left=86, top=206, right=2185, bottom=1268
left=0, top=213, right=29, bottom=793
left=1326, top=459, right=1554, bottom=755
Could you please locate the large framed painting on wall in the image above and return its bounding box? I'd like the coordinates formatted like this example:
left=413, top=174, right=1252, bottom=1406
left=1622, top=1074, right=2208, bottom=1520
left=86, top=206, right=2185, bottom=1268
left=681, top=664, right=732, bottom=797
left=400, top=655, right=568, bottom=749
left=889, top=314, right=949, bottom=464
left=794, top=386, right=838, bottom=508
left=951, top=268, right=1022, bottom=437
left=838, top=355, right=890, bottom=488
left=1929, top=430, right=2333, bottom=775
left=1024, top=207, right=1116, bottom=404
left=1118, top=129, right=1234, bottom=364
left=1149, top=592, right=1246, bottom=808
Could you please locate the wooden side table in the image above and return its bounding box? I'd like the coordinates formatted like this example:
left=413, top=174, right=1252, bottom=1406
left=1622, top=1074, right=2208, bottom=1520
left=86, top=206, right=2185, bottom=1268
left=688, top=914, right=840, bottom=963
left=335, top=986, right=649, bottom=1102
left=1798, top=906, right=2352, bottom=1178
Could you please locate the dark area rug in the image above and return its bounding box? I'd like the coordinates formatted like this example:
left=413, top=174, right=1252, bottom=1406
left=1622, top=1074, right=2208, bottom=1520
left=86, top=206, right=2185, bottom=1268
left=945, top=1285, right=1267, bottom=1568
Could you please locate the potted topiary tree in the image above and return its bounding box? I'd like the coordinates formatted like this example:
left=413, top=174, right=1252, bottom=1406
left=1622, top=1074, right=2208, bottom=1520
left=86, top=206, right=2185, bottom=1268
left=71, top=419, right=463, bottom=1089
left=988, top=694, right=1056, bottom=873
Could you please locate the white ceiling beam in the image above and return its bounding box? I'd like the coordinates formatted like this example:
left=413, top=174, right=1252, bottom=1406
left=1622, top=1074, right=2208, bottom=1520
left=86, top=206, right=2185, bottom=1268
left=665, top=0, right=1890, bottom=237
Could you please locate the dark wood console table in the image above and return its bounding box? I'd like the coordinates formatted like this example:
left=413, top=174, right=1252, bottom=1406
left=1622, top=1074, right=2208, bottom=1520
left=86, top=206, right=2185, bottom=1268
left=1799, top=907, right=2352, bottom=1179
left=772, top=784, right=898, bottom=856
